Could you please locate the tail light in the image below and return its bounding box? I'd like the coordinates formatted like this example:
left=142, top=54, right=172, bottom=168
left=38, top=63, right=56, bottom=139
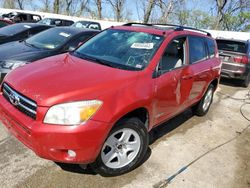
left=233, top=55, right=248, bottom=64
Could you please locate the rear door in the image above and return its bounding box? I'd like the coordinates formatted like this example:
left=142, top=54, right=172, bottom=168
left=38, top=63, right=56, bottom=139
left=186, top=35, right=213, bottom=105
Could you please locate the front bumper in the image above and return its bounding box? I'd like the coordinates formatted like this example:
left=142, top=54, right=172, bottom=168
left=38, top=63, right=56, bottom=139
left=0, top=94, right=111, bottom=164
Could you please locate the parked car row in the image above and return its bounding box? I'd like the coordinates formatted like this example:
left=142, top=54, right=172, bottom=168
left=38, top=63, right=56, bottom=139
left=1, top=11, right=102, bottom=30
left=0, top=22, right=248, bottom=177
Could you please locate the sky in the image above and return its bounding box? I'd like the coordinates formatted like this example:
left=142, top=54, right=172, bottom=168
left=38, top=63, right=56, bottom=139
left=1, top=0, right=216, bottom=21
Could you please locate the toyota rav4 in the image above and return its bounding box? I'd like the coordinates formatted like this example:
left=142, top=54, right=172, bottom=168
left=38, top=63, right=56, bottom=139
left=0, top=23, right=221, bottom=176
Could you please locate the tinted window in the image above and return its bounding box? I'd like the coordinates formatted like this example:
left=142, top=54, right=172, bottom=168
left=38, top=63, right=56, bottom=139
left=72, top=21, right=101, bottom=30
left=0, top=24, right=31, bottom=36
left=206, top=38, right=215, bottom=58
left=189, top=36, right=207, bottom=64
left=216, top=40, right=247, bottom=53
left=64, top=21, right=74, bottom=26
left=75, top=29, right=164, bottom=70
left=88, top=24, right=101, bottom=30
left=32, top=15, right=41, bottom=21
left=160, top=37, right=187, bottom=72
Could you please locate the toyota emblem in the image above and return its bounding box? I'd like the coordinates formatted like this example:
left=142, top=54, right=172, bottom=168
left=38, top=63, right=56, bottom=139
left=9, top=92, right=20, bottom=106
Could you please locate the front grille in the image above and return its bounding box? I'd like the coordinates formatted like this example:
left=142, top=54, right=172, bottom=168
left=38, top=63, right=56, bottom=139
left=2, top=83, right=37, bottom=119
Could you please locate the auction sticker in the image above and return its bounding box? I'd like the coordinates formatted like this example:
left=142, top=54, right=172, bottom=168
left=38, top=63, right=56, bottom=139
left=131, top=43, right=154, bottom=49
left=59, top=32, right=71, bottom=38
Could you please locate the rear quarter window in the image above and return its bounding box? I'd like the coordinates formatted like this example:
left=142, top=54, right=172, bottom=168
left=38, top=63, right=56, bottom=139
left=216, top=40, right=247, bottom=54
left=206, top=38, right=215, bottom=58
left=189, top=36, right=207, bottom=64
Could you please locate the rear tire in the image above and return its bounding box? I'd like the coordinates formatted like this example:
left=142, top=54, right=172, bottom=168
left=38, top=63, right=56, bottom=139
left=193, top=84, right=214, bottom=116
left=242, top=73, right=250, bottom=88
left=91, top=117, right=148, bottom=176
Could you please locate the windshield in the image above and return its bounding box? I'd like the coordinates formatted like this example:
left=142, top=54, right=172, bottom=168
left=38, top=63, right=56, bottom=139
left=74, top=29, right=164, bottom=70
left=217, top=40, right=247, bottom=54
left=0, top=24, right=31, bottom=36
left=25, top=28, right=73, bottom=49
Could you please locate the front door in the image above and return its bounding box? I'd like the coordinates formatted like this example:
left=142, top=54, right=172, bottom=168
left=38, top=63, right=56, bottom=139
left=153, top=36, right=193, bottom=125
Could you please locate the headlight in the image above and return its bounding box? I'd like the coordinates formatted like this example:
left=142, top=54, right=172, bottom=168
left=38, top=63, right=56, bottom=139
left=1, top=60, right=27, bottom=70
left=44, top=100, right=103, bottom=125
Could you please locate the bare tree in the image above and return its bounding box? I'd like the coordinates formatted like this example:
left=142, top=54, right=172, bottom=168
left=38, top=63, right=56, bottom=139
left=143, top=0, right=156, bottom=23
left=215, top=0, right=227, bottom=29
left=214, top=0, right=250, bottom=30
left=93, top=0, right=102, bottom=19
left=156, top=0, right=183, bottom=24
left=17, top=0, right=25, bottom=9
left=106, top=0, right=125, bottom=21
left=39, top=0, right=50, bottom=12
left=3, top=0, right=16, bottom=9
left=53, top=0, right=60, bottom=14
left=65, top=0, right=73, bottom=15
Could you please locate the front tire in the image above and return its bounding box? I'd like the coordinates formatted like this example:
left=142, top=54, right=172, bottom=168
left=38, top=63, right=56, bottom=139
left=91, top=117, right=148, bottom=176
left=193, top=84, right=214, bottom=116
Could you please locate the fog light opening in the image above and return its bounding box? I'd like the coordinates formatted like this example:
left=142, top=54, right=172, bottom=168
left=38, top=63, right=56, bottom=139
left=67, top=150, right=76, bottom=158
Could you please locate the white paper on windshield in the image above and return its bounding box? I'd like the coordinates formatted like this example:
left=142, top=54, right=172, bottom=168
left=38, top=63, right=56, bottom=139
left=24, top=25, right=31, bottom=28
left=131, top=43, right=154, bottom=49
left=59, top=32, right=71, bottom=38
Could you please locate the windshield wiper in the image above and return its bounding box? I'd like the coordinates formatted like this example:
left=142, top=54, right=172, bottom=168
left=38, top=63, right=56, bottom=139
left=74, top=52, right=117, bottom=68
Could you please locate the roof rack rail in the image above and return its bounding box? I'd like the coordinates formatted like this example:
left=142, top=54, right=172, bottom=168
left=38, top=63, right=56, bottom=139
left=123, top=22, right=212, bottom=37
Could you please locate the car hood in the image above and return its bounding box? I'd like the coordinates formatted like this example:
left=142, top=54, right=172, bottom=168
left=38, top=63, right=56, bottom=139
left=4, top=53, right=139, bottom=107
left=0, top=41, right=51, bottom=62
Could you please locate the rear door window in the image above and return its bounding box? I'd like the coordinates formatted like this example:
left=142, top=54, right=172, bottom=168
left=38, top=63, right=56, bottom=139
left=189, top=36, right=207, bottom=64
left=216, top=40, right=247, bottom=54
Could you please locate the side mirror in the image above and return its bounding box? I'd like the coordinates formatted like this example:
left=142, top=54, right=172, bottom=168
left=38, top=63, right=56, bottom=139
left=67, top=46, right=76, bottom=52
left=152, top=66, right=162, bottom=78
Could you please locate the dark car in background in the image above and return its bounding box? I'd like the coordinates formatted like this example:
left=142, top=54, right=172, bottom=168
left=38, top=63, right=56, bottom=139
left=217, top=39, right=250, bottom=87
left=0, top=27, right=99, bottom=82
left=0, top=23, right=52, bottom=45
left=1, top=12, right=42, bottom=23
left=0, top=19, right=14, bottom=28
left=38, top=18, right=74, bottom=26
left=72, top=20, right=101, bottom=30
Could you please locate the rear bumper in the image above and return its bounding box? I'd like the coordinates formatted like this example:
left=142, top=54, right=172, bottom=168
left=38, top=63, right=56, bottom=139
left=0, top=94, right=111, bottom=164
left=221, top=61, right=249, bottom=80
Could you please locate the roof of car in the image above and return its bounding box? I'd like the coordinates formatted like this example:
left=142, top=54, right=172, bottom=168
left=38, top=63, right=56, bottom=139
left=113, top=23, right=212, bottom=38
left=216, top=38, right=248, bottom=43
left=44, top=18, right=74, bottom=22
left=50, top=26, right=99, bottom=34
left=76, top=20, right=100, bottom=24
left=9, top=23, right=52, bottom=28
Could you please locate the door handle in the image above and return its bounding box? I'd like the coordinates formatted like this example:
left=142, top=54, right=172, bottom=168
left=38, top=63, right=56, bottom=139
left=181, top=75, right=193, bottom=80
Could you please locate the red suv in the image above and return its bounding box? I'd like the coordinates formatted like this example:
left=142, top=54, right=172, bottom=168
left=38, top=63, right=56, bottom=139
left=0, top=23, right=221, bottom=176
